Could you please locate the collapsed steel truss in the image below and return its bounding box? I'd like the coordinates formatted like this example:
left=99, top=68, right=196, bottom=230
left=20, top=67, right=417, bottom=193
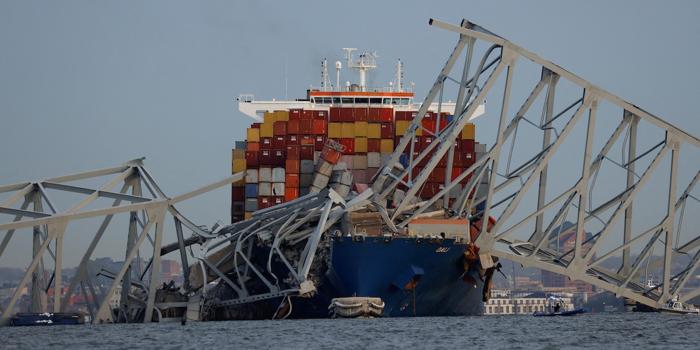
left=0, top=158, right=240, bottom=325
left=372, top=19, right=700, bottom=308
left=2, top=19, right=699, bottom=324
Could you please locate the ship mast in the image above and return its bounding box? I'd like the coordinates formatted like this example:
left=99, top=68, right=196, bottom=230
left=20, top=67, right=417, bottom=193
left=342, top=48, right=377, bottom=92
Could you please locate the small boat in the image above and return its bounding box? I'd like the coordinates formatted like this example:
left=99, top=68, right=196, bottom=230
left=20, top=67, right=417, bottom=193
left=658, top=299, right=699, bottom=315
left=532, top=296, right=586, bottom=317
left=10, top=312, right=85, bottom=326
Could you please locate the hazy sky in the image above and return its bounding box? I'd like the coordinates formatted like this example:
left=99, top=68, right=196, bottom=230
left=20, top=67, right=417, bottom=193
left=1, top=0, right=699, bottom=267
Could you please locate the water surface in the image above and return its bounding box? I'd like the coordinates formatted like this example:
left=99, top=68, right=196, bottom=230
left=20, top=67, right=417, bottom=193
left=3, top=313, right=697, bottom=349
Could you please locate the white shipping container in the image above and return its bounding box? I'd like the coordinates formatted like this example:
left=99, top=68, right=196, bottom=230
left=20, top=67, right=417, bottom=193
left=353, top=155, right=368, bottom=170
left=272, top=182, right=285, bottom=196
left=312, top=173, right=330, bottom=189
left=245, top=169, right=259, bottom=183
left=259, top=167, right=272, bottom=183
left=272, top=167, right=286, bottom=182
left=315, top=160, right=334, bottom=177
left=367, top=152, right=381, bottom=168
left=475, top=142, right=486, bottom=153
left=258, top=182, right=272, bottom=196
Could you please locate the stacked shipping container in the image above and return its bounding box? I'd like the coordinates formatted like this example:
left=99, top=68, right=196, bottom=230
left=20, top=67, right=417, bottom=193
left=232, top=106, right=479, bottom=223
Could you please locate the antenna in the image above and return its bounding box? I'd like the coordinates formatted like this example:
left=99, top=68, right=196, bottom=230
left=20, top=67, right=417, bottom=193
left=321, top=58, right=330, bottom=92
left=335, top=61, right=342, bottom=92
left=396, top=59, right=404, bottom=92
left=342, top=48, right=377, bottom=92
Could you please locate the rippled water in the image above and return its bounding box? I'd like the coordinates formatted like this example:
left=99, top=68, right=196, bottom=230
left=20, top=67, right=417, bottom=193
left=3, top=313, right=698, bottom=349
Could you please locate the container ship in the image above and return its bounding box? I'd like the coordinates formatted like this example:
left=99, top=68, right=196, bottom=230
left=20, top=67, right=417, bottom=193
left=220, top=49, right=491, bottom=319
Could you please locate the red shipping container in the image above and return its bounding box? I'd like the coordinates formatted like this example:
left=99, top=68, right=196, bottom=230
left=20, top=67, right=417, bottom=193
left=314, top=135, right=326, bottom=151
left=339, top=138, right=355, bottom=154
left=312, top=119, right=327, bottom=134
left=232, top=186, right=245, bottom=201
left=379, top=108, right=394, bottom=122
left=422, top=118, right=436, bottom=133
left=461, top=139, right=475, bottom=152
left=341, top=107, right=354, bottom=122
left=430, top=168, right=446, bottom=183
left=300, top=135, right=315, bottom=146
left=273, top=121, right=287, bottom=136
left=272, top=136, right=285, bottom=150
left=261, top=137, right=273, bottom=149
left=251, top=123, right=261, bottom=129
left=354, top=107, right=368, bottom=121
left=302, top=110, right=314, bottom=119
left=368, top=108, right=381, bottom=122
left=289, top=109, right=302, bottom=120
left=300, top=119, right=313, bottom=134
left=367, top=139, right=380, bottom=152
left=260, top=150, right=273, bottom=166
left=247, top=142, right=260, bottom=152
left=315, top=110, right=328, bottom=120
left=286, top=145, right=300, bottom=159
left=286, top=159, right=300, bottom=174
left=380, top=122, right=394, bottom=139
left=451, top=167, right=463, bottom=182
left=245, top=151, right=260, bottom=168
left=273, top=149, right=286, bottom=166
left=395, top=111, right=414, bottom=121
left=300, top=145, right=314, bottom=160
left=285, top=173, right=300, bottom=187
left=286, top=134, right=300, bottom=145
left=258, top=196, right=272, bottom=209
left=330, top=107, right=343, bottom=122
left=321, top=147, right=341, bottom=164
left=273, top=196, right=285, bottom=206
left=420, top=136, right=435, bottom=150
left=288, top=119, right=301, bottom=134
left=285, top=187, right=299, bottom=202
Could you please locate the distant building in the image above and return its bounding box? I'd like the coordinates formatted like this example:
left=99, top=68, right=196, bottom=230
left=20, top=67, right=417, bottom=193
left=484, top=289, right=575, bottom=315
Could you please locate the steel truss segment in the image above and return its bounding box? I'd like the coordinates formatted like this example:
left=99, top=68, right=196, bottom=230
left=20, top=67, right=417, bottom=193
left=412, top=19, right=700, bottom=309
left=429, top=18, right=699, bottom=147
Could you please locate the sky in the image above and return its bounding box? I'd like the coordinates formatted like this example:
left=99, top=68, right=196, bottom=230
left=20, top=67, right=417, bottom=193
left=1, top=0, right=699, bottom=268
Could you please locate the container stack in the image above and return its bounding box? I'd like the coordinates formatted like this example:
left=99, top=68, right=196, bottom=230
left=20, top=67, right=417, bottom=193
left=327, top=107, right=394, bottom=185
left=232, top=106, right=483, bottom=223
left=394, top=111, right=478, bottom=205
left=232, top=109, right=328, bottom=223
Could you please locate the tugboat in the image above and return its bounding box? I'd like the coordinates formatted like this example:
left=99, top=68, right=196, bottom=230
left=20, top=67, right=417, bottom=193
left=533, top=296, right=586, bottom=317
left=658, top=297, right=700, bottom=315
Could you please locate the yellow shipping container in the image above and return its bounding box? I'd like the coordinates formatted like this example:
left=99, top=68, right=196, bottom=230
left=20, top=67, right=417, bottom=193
left=247, top=128, right=260, bottom=142
left=395, top=120, right=410, bottom=136
left=355, top=137, right=368, bottom=153
left=274, top=110, right=289, bottom=121
left=232, top=149, right=245, bottom=160
left=244, top=212, right=253, bottom=220
left=395, top=120, right=422, bottom=136
left=380, top=139, right=394, bottom=153
left=260, top=122, right=274, bottom=137
left=328, top=123, right=342, bottom=138
left=367, top=123, right=381, bottom=139
left=341, top=122, right=355, bottom=138
left=461, top=123, right=476, bottom=140
left=232, top=158, right=246, bottom=173
left=354, top=121, right=368, bottom=137
left=263, top=111, right=276, bottom=124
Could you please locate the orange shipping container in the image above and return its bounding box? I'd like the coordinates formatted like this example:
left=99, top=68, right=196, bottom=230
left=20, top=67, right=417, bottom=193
left=285, top=187, right=299, bottom=202
left=380, top=139, right=394, bottom=153
left=285, top=173, right=300, bottom=187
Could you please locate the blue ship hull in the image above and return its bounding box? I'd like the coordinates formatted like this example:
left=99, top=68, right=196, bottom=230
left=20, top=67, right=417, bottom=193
left=286, top=236, right=484, bottom=318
